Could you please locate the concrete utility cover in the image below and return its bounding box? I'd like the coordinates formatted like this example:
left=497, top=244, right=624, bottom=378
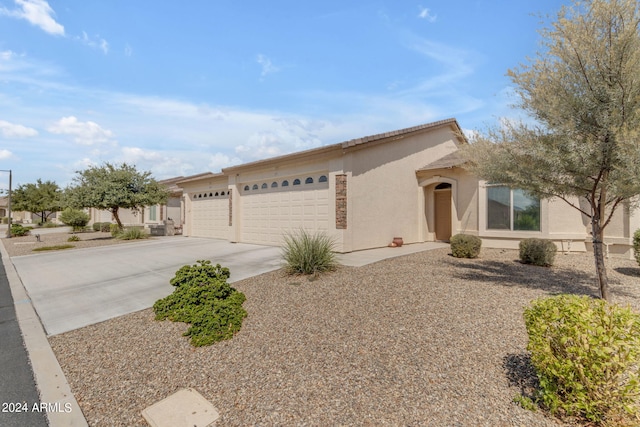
left=142, top=388, right=219, bottom=427
left=11, top=237, right=282, bottom=335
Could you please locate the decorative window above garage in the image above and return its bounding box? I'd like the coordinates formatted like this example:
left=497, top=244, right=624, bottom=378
left=240, top=173, right=329, bottom=194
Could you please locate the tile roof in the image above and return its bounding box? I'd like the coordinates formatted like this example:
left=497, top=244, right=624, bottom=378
left=340, top=118, right=462, bottom=149
left=223, top=118, right=464, bottom=173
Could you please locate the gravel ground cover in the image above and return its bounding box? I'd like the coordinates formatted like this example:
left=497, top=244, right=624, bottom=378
left=47, top=247, right=640, bottom=426
left=2, top=230, right=147, bottom=257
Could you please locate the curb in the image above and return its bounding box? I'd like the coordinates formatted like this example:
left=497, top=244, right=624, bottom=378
left=0, top=242, right=89, bottom=427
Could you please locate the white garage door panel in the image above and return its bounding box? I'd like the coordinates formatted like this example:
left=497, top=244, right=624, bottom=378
left=191, top=196, right=228, bottom=239
left=240, top=187, right=329, bottom=245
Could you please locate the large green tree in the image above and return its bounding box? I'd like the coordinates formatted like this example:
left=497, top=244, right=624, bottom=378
left=12, top=179, right=63, bottom=224
left=66, top=163, right=169, bottom=229
left=463, top=0, right=640, bottom=301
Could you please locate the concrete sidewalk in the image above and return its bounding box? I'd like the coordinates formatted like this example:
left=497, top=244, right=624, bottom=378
left=2, top=236, right=448, bottom=426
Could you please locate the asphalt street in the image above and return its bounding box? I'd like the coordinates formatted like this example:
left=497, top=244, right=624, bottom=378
left=0, top=252, right=48, bottom=427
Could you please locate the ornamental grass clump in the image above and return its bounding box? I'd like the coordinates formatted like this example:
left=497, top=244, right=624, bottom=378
left=449, top=233, right=482, bottom=258
left=282, top=229, right=338, bottom=275
left=117, top=227, right=148, bottom=240
left=153, top=260, right=246, bottom=347
left=523, top=294, right=640, bottom=425
left=519, top=238, right=557, bottom=266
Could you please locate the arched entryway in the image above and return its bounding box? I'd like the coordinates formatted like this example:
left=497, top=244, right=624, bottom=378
left=418, top=176, right=457, bottom=243
left=434, top=183, right=452, bottom=241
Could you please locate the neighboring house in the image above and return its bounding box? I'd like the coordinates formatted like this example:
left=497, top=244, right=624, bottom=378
left=87, top=176, right=188, bottom=229
left=0, top=196, right=33, bottom=223
left=176, top=118, right=640, bottom=259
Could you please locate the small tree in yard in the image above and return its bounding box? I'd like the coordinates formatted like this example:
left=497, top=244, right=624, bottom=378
left=65, top=163, right=168, bottom=231
left=12, top=179, right=62, bottom=224
left=463, top=0, right=640, bottom=300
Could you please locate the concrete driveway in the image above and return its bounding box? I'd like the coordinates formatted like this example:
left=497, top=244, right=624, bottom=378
left=11, top=237, right=282, bottom=336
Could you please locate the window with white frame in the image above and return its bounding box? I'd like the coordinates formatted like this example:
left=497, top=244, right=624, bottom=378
left=487, top=186, right=540, bottom=231
left=149, top=205, right=157, bottom=221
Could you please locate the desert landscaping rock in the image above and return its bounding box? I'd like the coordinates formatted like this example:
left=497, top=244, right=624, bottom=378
left=46, top=247, right=640, bottom=426
left=2, top=231, right=144, bottom=257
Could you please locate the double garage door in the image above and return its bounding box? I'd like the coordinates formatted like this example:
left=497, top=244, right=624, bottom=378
left=190, top=192, right=229, bottom=239
left=240, top=178, right=329, bottom=245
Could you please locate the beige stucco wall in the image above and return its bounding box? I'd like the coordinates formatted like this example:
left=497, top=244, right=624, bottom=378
left=344, top=127, right=460, bottom=251
left=417, top=168, right=479, bottom=241
left=475, top=184, right=638, bottom=258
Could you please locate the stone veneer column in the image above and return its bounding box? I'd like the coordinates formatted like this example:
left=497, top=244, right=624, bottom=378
left=335, top=174, right=347, bottom=229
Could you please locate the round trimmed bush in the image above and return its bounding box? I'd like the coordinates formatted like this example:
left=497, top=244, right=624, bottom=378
left=450, top=234, right=481, bottom=258
left=524, top=294, right=640, bottom=424
left=519, top=238, right=557, bottom=266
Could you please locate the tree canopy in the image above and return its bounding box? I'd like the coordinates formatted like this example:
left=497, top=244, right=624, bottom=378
left=463, top=0, right=640, bottom=300
left=12, top=179, right=63, bottom=224
left=65, top=163, right=169, bottom=229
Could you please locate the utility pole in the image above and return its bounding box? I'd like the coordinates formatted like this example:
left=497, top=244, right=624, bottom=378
left=1, top=170, right=12, bottom=238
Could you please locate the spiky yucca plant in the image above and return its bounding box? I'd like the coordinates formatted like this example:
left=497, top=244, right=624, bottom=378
left=282, top=229, right=338, bottom=275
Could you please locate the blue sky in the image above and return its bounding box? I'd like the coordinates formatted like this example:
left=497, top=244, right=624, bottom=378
left=0, top=0, right=566, bottom=189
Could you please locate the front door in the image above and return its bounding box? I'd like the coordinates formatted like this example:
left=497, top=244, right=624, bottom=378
left=434, top=188, right=451, bottom=241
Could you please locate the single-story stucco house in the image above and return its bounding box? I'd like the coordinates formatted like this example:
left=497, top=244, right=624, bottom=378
left=86, top=176, right=185, bottom=231
left=176, top=118, right=640, bottom=259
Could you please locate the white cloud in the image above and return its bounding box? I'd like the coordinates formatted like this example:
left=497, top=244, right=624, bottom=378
left=418, top=6, right=437, bottom=23
left=0, top=0, right=64, bottom=35
left=256, top=54, right=280, bottom=77
left=0, top=120, right=38, bottom=138
left=208, top=152, right=241, bottom=172
left=0, top=50, right=15, bottom=61
left=78, top=31, right=109, bottom=54
left=124, top=43, right=133, bottom=57
left=0, top=149, right=13, bottom=159
left=48, top=116, right=115, bottom=145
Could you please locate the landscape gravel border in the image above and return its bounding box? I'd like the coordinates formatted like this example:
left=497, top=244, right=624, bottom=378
left=46, top=247, right=640, bottom=426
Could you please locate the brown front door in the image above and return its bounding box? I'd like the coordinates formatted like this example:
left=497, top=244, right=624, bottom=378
left=434, top=189, right=452, bottom=241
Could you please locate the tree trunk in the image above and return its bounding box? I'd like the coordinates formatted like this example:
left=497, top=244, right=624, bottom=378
left=111, top=207, right=123, bottom=230
left=591, top=222, right=610, bottom=301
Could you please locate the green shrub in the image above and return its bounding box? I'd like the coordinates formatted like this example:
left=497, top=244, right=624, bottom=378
left=100, top=222, right=111, bottom=232
left=169, top=260, right=230, bottom=288
left=110, top=223, right=121, bottom=237
left=524, top=294, right=640, bottom=424
left=67, top=235, right=80, bottom=242
left=450, top=234, right=482, bottom=258
left=92, top=222, right=102, bottom=232
left=59, top=208, right=90, bottom=232
left=519, top=238, right=557, bottom=266
left=41, top=221, right=58, bottom=228
left=282, top=229, right=338, bottom=275
left=153, top=261, right=246, bottom=346
left=10, top=223, right=30, bottom=237
left=633, top=229, right=640, bottom=267
left=118, top=227, right=148, bottom=240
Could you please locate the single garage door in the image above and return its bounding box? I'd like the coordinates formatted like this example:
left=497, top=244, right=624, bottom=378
left=240, top=175, right=329, bottom=245
left=189, top=190, right=229, bottom=239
